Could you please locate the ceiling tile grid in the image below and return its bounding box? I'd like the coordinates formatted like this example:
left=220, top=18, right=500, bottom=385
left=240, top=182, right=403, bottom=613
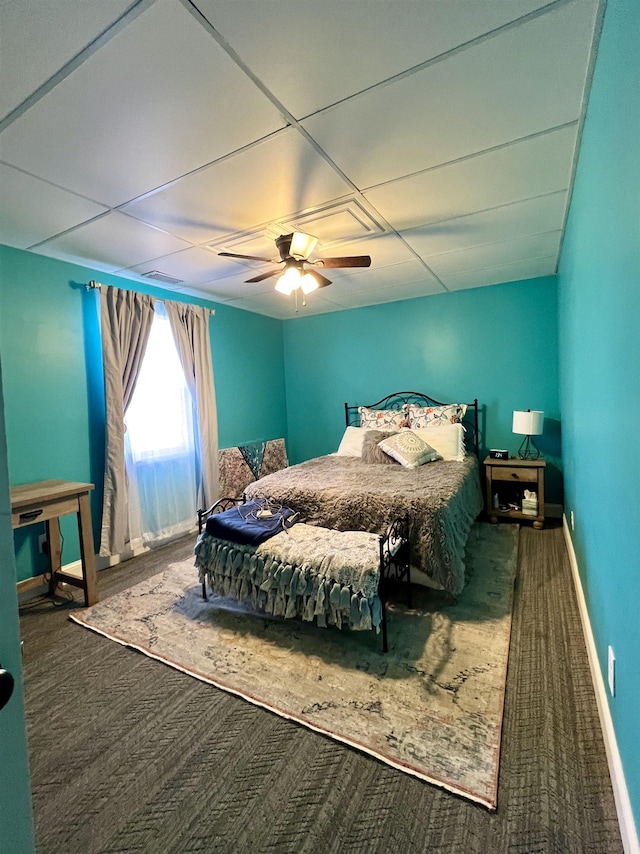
left=0, top=0, right=603, bottom=318
left=0, top=0, right=135, bottom=121
left=120, top=128, right=356, bottom=244
left=0, top=162, right=109, bottom=249
left=34, top=210, right=191, bottom=272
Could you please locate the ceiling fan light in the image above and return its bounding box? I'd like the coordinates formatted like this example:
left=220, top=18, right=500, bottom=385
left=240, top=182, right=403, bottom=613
left=275, top=266, right=301, bottom=295
left=274, top=277, right=295, bottom=295
left=289, top=232, right=318, bottom=259
left=300, top=272, right=319, bottom=294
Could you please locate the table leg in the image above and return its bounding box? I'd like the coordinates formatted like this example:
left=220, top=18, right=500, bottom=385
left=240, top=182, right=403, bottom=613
left=77, top=493, right=98, bottom=606
left=46, top=518, right=62, bottom=597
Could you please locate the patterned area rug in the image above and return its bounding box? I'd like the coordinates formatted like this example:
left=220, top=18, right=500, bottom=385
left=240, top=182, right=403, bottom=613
left=71, top=523, right=518, bottom=810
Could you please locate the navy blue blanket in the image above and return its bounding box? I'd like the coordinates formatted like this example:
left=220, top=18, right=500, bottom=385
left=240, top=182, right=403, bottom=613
left=205, top=500, right=296, bottom=546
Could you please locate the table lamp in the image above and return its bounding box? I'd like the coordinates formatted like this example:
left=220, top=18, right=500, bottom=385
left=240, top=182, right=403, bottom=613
left=512, top=410, right=544, bottom=460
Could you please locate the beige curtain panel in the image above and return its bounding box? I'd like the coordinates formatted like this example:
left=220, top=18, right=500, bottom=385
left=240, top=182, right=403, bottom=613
left=99, top=286, right=155, bottom=557
left=164, top=300, right=219, bottom=511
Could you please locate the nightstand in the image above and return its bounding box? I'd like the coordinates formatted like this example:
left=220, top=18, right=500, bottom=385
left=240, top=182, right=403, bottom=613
left=483, top=456, right=545, bottom=529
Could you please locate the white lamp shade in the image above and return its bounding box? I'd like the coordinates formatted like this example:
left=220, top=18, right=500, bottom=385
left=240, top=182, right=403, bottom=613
left=289, top=232, right=318, bottom=259
left=512, top=410, right=544, bottom=435
left=275, top=266, right=301, bottom=295
left=300, top=272, right=319, bottom=294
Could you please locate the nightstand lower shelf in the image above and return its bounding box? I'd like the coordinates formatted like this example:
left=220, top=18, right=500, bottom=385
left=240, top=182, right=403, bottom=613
left=483, top=456, right=545, bottom=529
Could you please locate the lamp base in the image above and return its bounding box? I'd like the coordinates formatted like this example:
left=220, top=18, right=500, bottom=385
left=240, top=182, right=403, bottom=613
left=517, top=435, right=541, bottom=460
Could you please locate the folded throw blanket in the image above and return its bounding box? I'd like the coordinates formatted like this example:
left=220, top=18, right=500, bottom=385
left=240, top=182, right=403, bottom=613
left=205, top=499, right=296, bottom=546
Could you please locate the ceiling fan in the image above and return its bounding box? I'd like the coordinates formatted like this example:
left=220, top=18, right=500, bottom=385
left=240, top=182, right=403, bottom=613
left=218, top=232, right=371, bottom=296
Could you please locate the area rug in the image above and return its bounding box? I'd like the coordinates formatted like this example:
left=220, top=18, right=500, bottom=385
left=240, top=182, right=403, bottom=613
left=70, top=522, right=518, bottom=809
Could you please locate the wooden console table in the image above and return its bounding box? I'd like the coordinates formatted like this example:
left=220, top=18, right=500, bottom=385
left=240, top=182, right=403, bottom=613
left=11, top=480, right=98, bottom=606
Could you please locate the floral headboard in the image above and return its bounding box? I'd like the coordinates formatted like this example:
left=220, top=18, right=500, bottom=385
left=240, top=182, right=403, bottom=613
left=218, top=438, right=288, bottom=498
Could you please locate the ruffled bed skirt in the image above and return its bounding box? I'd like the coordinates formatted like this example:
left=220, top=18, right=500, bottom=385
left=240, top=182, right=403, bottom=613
left=194, top=527, right=383, bottom=632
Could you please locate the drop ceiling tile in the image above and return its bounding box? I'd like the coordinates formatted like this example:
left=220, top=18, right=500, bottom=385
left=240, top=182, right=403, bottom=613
left=123, top=246, right=244, bottom=285
left=427, top=230, right=561, bottom=277
left=162, top=284, right=221, bottom=303
left=0, top=0, right=133, bottom=120
left=222, top=290, right=342, bottom=320
left=402, top=192, right=567, bottom=258
left=123, top=128, right=354, bottom=244
left=327, top=259, right=440, bottom=294
left=211, top=296, right=285, bottom=320
left=0, top=0, right=286, bottom=206
left=209, top=230, right=282, bottom=263
left=279, top=199, right=384, bottom=245
left=199, top=0, right=550, bottom=118
left=34, top=211, right=191, bottom=270
left=317, top=233, right=416, bottom=267
left=364, top=126, right=577, bottom=231
left=195, top=270, right=280, bottom=301
left=302, top=0, right=598, bottom=188
left=330, top=279, right=444, bottom=310
left=0, top=163, right=108, bottom=249
left=287, top=294, right=347, bottom=317
left=442, top=256, right=557, bottom=291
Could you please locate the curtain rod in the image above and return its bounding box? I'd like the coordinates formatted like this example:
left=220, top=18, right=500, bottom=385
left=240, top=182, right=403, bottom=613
left=84, top=280, right=215, bottom=314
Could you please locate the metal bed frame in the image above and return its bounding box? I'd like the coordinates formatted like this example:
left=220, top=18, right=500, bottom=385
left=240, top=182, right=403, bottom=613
left=344, top=391, right=480, bottom=458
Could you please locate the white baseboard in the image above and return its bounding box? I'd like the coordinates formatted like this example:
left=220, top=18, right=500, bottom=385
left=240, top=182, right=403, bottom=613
left=96, top=544, right=149, bottom=571
left=19, top=528, right=198, bottom=600
left=562, top=515, right=639, bottom=854
left=60, top=559, right=83, bottom=578
left=17, top=559, right=85, bottom=601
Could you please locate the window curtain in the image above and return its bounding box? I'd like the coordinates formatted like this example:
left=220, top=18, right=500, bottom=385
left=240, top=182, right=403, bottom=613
left=164, top=300, right=219, bottom=511
left=99, top=286, right=155, bottom=557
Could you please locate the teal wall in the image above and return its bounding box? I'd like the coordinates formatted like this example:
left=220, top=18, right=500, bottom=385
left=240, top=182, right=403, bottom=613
left=0, top=355, right=35, bottom=853
left=0, top=244, right=286, bottom=582
left=0, top=244, right=563, bottom=583
left=557, top=0, right=640, bottom=831
left=283, top=276, right=562, bottom=501
left=212, top=303, right=287, bottom=450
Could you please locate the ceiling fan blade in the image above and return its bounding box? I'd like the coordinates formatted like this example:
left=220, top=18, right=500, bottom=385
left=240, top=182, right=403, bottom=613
left=314, top=255, right=371, bottom=269
left=245, top=269, right=281, bottom=284
left=306, top=269, right=332, bottom=288
left=219, top=251, right=274, bottom=263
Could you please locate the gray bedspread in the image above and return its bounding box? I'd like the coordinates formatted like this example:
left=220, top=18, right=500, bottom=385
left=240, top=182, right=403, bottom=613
left=244, top=454, right=484, bottom=596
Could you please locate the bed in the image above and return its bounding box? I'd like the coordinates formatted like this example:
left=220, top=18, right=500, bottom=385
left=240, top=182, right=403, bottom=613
left=240, top=392, right=484, bottom=596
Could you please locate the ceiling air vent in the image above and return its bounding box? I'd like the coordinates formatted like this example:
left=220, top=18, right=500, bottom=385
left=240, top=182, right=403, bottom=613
left=141, top=270, right=184, bottom=285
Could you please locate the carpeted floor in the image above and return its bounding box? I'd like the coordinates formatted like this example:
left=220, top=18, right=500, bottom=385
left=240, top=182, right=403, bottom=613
left=19, top=523, right=623, bottom=853
left=69, top=523, right=518, bottom=809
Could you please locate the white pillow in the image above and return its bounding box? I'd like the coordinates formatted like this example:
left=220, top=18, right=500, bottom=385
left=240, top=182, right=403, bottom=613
left=336, top=426, right=366, bottom=457
left=412, top=424, right=466, bottom=462
left=377, top=430, right=439, bottom=468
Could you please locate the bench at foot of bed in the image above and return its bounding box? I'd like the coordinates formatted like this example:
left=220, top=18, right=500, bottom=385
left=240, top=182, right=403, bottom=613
left=194, top=498, right=411, bottom=653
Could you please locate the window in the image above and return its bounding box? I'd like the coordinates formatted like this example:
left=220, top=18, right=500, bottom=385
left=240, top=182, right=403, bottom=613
left=124, top=302, right=197, bottom=546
